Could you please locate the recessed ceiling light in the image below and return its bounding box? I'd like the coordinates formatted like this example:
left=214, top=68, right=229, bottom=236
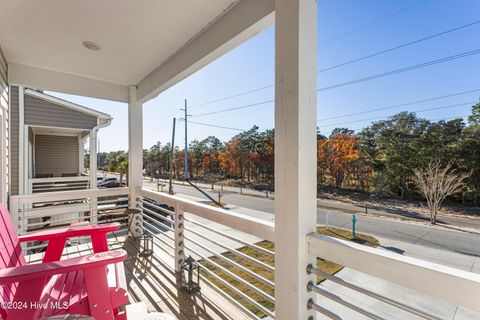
left=82, top=41, right=101, bottom=51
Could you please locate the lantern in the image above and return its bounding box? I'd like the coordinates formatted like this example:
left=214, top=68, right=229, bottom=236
left=139, top=234, right=153, bottom=256
left=181, top=256, right=201, bottom=293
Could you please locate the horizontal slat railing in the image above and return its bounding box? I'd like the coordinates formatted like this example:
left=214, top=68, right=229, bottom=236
left=307, top=232, right=480, bottom=317
left=28, top=176, right=90, bottom=193
left=138, top=188, right=275, bottom=241
left=10, top=187, right=131, bottom=255
left=137, top=188, right=275, bottom=319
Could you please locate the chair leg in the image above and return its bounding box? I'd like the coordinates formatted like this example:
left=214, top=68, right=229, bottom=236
left=43, top=237, right=67, bottom=262
left=91, top=232, right=109, bottom=253
left=84, top=266, right=115, bottom=320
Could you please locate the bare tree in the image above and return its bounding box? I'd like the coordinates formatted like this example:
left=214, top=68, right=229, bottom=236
left=413, top=161, right=469, bottom=224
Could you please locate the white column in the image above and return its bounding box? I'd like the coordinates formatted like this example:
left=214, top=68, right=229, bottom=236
left=78, top=134, right=84, bottom=175
left=89, top=129, right=98, bottom=222
left=274, top=0, right=318, bottom=319
left=128, top=85, right=143, bottom=208
left=18, top=86, right=24, bottom=194
left=89, top=129, right=97, bottom=188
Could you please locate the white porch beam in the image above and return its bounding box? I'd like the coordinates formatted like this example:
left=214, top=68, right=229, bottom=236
left=274, top=0, right=318, bottom=319
left=137, top=0, right=274, bottom=103
left=8, top=63, right=128, bottom=102
left=128, top=86, right=143, bottom=208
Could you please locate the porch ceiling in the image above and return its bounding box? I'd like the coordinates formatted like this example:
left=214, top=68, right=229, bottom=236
left=0, top=0, right=273, bottom=103
left=0, top=0, right=236, bottom=85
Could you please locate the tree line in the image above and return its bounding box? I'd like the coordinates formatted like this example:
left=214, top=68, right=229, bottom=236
left=97, top=103, right=480, bottom=204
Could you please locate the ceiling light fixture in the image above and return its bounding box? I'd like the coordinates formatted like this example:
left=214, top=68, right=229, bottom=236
left=82, top=41, right=101, bottom=51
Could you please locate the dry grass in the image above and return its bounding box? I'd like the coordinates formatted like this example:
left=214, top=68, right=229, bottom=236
left=317, top=226, right=380, bottom=247
left=198, top=226, right=378, bottom=318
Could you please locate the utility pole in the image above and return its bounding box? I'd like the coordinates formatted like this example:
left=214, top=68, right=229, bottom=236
left=169, top=118, right=176, bottom=194
left=180, top=99, right=191, bottom=180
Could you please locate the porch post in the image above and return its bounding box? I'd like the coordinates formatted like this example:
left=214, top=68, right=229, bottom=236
left=78, top=134, right=84, bottom=175
left=89, top=129, right=97, bottom=189
left=89, top=129, right=98, bottom=222
left=128, top=85, right=143, bottom=208
left=274, top=0, right=318, bottom=319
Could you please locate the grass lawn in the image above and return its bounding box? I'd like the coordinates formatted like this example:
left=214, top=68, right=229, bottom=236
left=198, top=226, right=379, bottom=318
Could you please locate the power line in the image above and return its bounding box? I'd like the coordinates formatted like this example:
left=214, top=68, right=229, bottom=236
left=317, top=19, right=480, bottom=73
left=318, top=101, right=475, bottom=128
left=185, top=0, right=432, bottom=109
left=319, top=0, right=430, bottom=46
left=317, top=48, right=480, bottom=92
left=188, top=120, right=246, bottom=131
left=186, top=44, right=479, bottom=114
left=184, top=21, right=478, bottom=111
left=317, top=89, right=480, bottom=122
left=144, top=109, right=181, bottom=132
left=192, top=99, right=274, bottom=117
left=189, top=84, right=274, bottom=109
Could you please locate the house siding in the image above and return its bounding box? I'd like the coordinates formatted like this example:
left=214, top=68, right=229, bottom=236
left=9, top=86, right=99, bottom=194
left=24, top=94, right=97, bottom=129
left=35, top=135, right=79, bottom=177
left=0, top=47, right=9, bottom=202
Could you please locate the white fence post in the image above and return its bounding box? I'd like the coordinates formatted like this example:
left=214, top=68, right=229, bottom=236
left=175, top=204, right=185, bottom=275
left=131, top=187, right=143, bottom=238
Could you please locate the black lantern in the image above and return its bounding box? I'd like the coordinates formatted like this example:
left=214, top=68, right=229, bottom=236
left=139, top=234, right=153, bottom=256
left=181, top=256, right=201, bottom=293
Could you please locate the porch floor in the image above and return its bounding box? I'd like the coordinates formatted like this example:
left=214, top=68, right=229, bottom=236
left=26, top=232, right=251, bottom=320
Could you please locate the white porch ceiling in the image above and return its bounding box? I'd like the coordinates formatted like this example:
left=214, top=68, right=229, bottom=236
left=0, top=0, right=238, bottom=87
left=1, top=0, right=274, bottom=102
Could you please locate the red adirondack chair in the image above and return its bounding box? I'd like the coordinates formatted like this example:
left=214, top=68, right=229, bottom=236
left=0, top=205, right=130, bottom=320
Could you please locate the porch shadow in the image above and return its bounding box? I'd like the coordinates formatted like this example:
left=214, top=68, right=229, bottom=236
left=121, top=236, right=250, bottom=320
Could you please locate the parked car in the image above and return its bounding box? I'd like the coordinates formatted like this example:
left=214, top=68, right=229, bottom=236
left=97, top=177, right=118, bottom=187
left=98, top=179, right=126, bottom=188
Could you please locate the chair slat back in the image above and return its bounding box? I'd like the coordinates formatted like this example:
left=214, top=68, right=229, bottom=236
left=0, top=205, right=26, bottom=305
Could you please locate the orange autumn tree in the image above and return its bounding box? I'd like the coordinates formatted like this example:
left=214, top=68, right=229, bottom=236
left=219, top=138, right=242, bottom=178
left=318, top=134, right=361, bottom=188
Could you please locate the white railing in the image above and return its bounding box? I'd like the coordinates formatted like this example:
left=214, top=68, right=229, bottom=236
left=9, top=184, right=480, bottom=319
left=136, top=187, right=275, bottom=319
left=306, top=233, right=480, bottom=319
left=10, top=187, right=130, bottom=253
left=28, top=176, right=90, bottom=193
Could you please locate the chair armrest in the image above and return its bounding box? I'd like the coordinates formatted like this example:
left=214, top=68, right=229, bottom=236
left=18, top=222, right=121, bottom=242
left=0, top=249, right=126, bottom=284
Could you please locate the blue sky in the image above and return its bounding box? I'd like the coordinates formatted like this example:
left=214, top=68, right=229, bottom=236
left=50, top=0, right=480, bottom=152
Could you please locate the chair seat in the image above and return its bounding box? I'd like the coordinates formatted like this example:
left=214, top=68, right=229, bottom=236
left=35, top=270, right=88, bottom=319
left=35, top=263, right=128, bottom=319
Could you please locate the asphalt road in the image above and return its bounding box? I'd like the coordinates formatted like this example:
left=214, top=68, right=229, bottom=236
left=144, top=179, right=480, bottom=257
